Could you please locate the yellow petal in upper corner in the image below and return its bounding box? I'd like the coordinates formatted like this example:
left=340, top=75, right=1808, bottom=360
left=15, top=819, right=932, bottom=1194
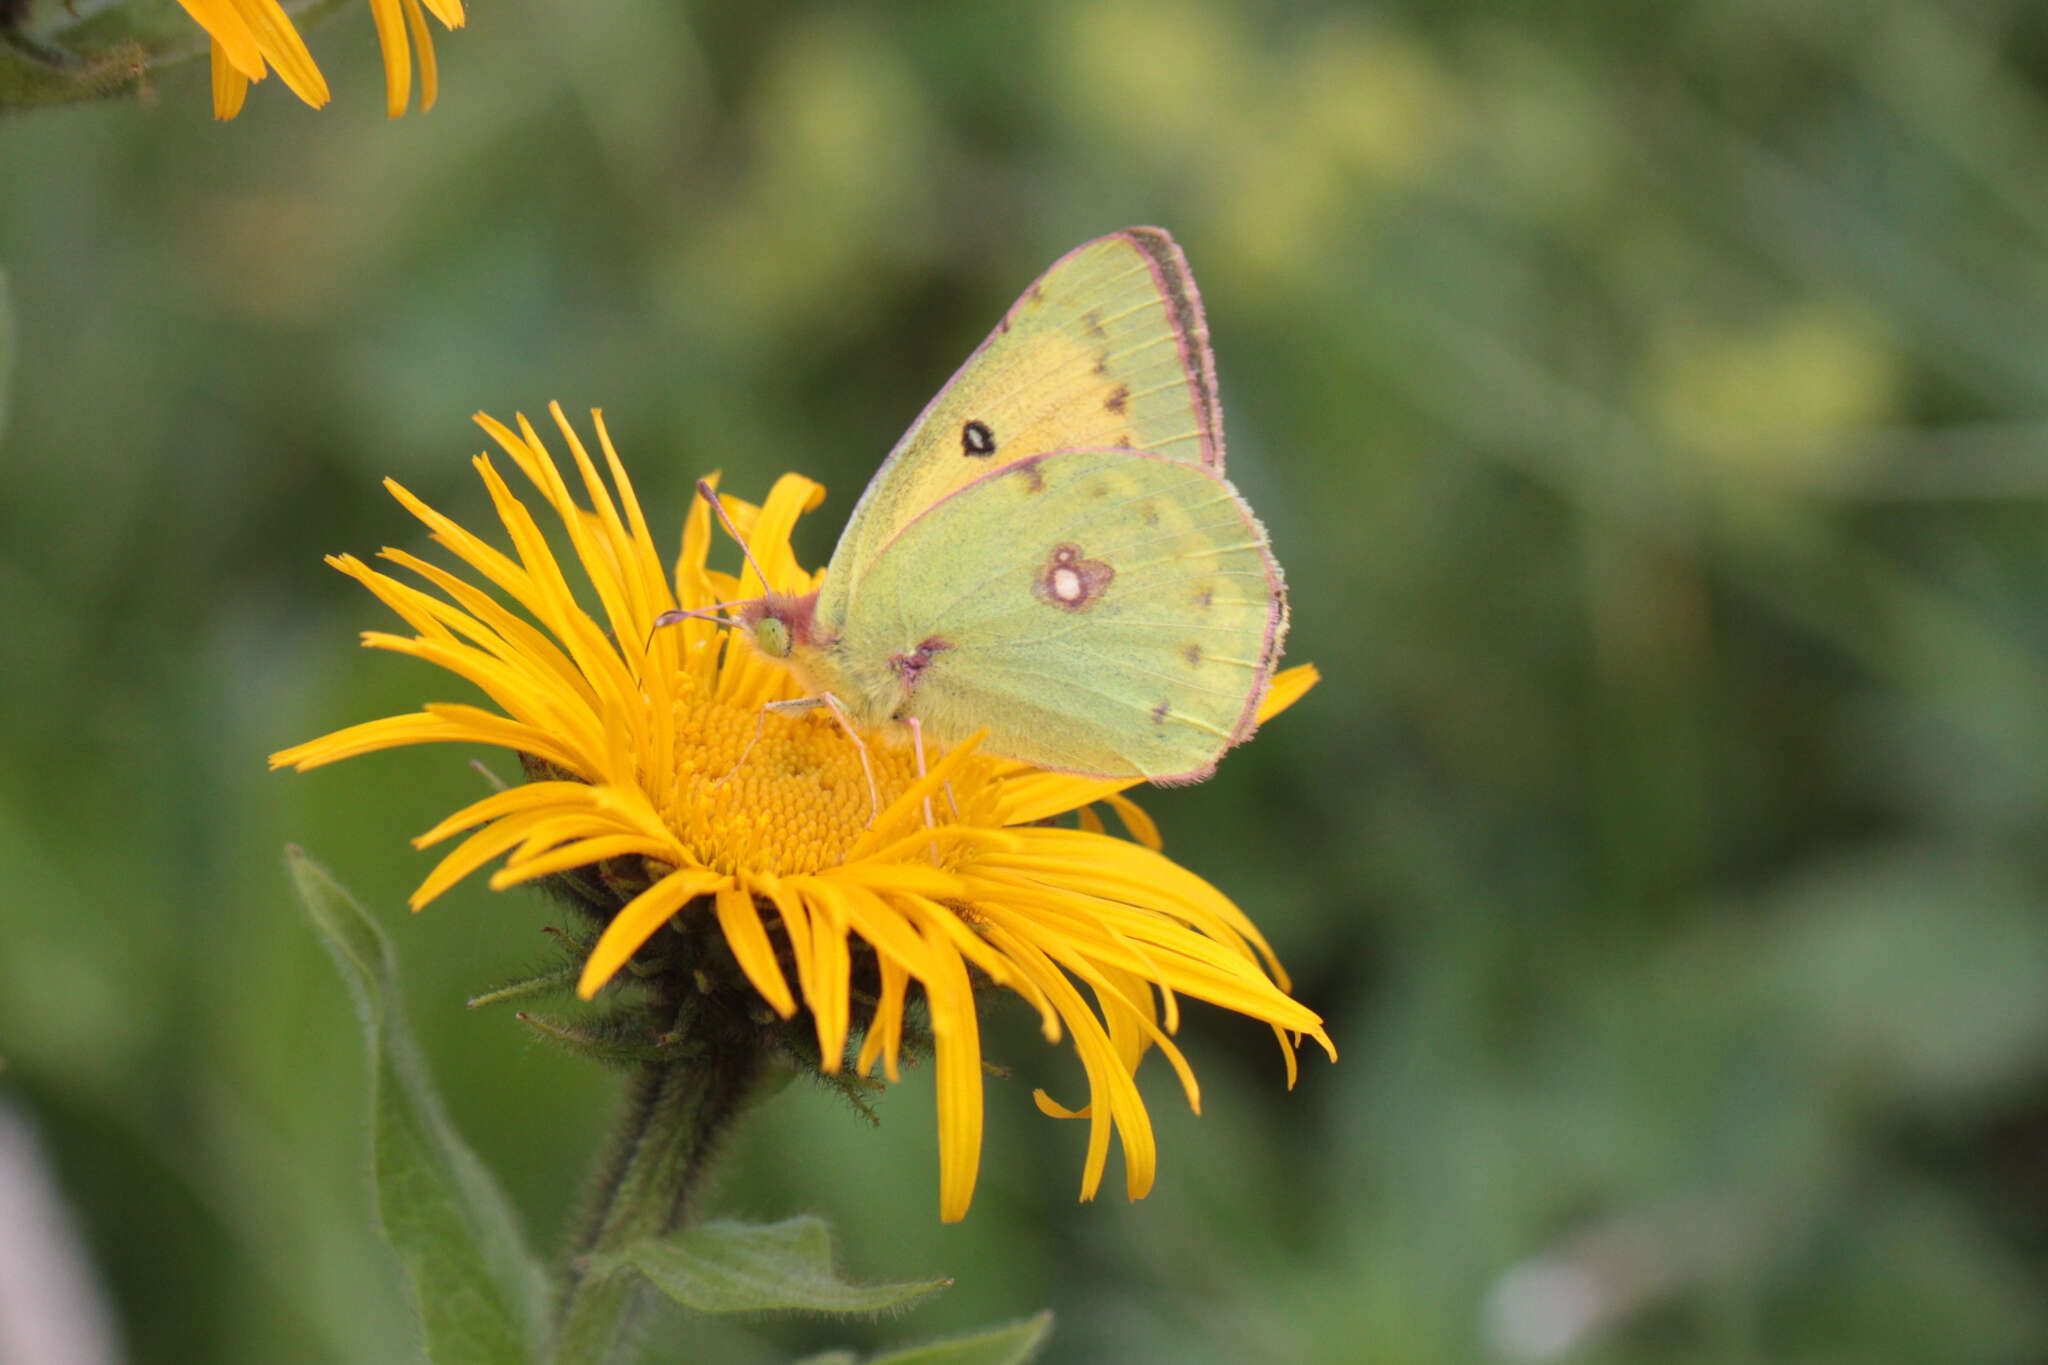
left=209, top=39, right=252, bottom=119
left=229, top=0, right=331, bottom=107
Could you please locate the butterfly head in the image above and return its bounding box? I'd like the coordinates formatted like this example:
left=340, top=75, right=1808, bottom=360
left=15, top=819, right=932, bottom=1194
left=733, top=588, right=858, bottom=707
left=736, top=589, right=823, bottom=661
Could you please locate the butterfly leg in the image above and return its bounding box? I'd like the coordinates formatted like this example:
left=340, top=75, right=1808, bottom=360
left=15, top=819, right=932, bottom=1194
left=817, top=693, right=881, bottom=823
left=709, top=698, right=786, bottom=790
left=717, top=695, right=880, bottom=821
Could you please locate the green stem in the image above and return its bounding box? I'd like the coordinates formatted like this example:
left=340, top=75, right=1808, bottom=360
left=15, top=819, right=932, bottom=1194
left=550, top=997, right=770, bottom=1365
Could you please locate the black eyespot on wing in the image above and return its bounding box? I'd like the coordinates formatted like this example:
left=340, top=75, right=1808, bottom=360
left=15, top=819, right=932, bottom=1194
left=962, top=420, right=996, bottom=457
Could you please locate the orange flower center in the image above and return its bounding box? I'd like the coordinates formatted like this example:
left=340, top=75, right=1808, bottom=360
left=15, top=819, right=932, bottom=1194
left=661, top=678, right=999, bottom=877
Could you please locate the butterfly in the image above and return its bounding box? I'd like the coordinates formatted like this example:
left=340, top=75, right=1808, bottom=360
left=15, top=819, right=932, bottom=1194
left=701, top=227, right=1287, bottom=787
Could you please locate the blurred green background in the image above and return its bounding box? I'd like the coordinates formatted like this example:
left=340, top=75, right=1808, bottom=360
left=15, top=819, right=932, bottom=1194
left=5, top=1, right=2048, bottom=1361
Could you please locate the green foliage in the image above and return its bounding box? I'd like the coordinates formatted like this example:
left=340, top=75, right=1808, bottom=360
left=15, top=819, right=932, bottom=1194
left=290, top=850, right=547, bottom=1365
left=292, top=854, right=1033, bottom=1361
left=600, top=1217, right=950, bottom=1317
left=853, top=1313, right=1051, bottom=1365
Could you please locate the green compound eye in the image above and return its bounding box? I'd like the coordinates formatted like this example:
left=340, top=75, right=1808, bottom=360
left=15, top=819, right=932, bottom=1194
left=755, top=616, right=792, bottom=659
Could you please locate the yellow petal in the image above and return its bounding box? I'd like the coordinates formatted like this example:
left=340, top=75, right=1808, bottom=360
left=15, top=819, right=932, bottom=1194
left=796, top=879, right=855, bottom=1068
left=990, top=924, right=1153, bottom=1201
left=734, top=473, right=827, bottom=594
left=743, top=876, right=808, bottom=1000
left=923, top=930, right=984, bottom=1222
left=1258, top=663, right=1319, bottom=722
left=855, top=955, right=909, bottom=1082
left=179, top=0, right=264, bottom=79
left=714, top=885, right=797, bottom=1018
left=269, top=711, right=513, bottom=772
left=209, top=38, right=253, bottom=118
left=991, top=770, right=1131, bottom=827
left=1103, top=792, right=1161, bottom=851
left=228, top=0, right=330, bottom=107
left=678, top=473, right=722, bottom=612
left=367, top=0, right=411, bottom=117
left=494, top=835, right=661, bottom=889
left=403, top=0, right=439, bottom=112
left=413, top=807, right=575, bottom=909
left=578, top=868, right=727, bottom=997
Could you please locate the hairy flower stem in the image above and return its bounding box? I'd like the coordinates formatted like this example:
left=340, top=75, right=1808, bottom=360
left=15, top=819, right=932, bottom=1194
left=551, top=983, right=772, bottom=1364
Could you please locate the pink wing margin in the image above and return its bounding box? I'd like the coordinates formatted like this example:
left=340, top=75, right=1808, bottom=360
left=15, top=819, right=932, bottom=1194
left=845, top=227, right=1230, bottom=548
left=1118, top=226, right=1227, bottom=473
left=939, top=226, right=1228, bottom=471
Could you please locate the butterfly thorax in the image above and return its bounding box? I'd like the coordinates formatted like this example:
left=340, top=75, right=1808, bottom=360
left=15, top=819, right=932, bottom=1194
left=739, top=589, right=913, bottom=732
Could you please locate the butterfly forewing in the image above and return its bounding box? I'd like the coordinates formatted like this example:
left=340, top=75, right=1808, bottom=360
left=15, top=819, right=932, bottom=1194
left=835, top=447, right=1285, bottom=782
left=820, top=228, right=1225, bottom=625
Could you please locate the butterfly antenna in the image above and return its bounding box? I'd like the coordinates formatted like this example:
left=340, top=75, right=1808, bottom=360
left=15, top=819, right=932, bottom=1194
left=646, top=598, right=750, bottom=655
left=650, top=602, right=747, bottom=630
left=696, top=478, right=777, bottom=593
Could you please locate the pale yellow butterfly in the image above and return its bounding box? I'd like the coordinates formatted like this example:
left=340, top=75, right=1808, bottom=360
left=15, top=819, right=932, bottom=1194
left=697, top=227, right=1286, bottom=785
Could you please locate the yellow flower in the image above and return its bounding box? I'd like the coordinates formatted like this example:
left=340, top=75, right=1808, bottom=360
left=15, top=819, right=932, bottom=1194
left=183, top=0, right=465, bottom=120
left=271, top=404, right=1334, bottom=1221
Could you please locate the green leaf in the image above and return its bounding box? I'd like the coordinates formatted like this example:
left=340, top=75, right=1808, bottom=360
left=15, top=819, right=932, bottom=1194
left=600, top=1215, right=950, bottom=1316
left=288, top=848, right=548, bottom=1365
left=862, top=1313, right=1054, bottom=1365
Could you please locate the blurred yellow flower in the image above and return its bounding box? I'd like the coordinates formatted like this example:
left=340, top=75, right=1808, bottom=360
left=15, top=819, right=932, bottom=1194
left=270, top=404, right=1333, bottom=1222
left=185, top=0, right=465, bottom=119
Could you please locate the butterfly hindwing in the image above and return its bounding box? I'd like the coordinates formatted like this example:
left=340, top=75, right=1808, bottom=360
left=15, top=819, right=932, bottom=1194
left=831, top=447, right=1284, bottom=782
left=819, top=228, right=1225, bottom=625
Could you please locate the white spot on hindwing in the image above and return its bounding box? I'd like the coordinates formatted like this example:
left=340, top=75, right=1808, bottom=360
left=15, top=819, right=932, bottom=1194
left=1034, top=543, right=1114, bottom=612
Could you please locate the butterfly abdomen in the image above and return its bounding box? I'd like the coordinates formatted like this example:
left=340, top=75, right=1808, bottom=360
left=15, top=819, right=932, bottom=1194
left=844, top=635, right=960, bottom=737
